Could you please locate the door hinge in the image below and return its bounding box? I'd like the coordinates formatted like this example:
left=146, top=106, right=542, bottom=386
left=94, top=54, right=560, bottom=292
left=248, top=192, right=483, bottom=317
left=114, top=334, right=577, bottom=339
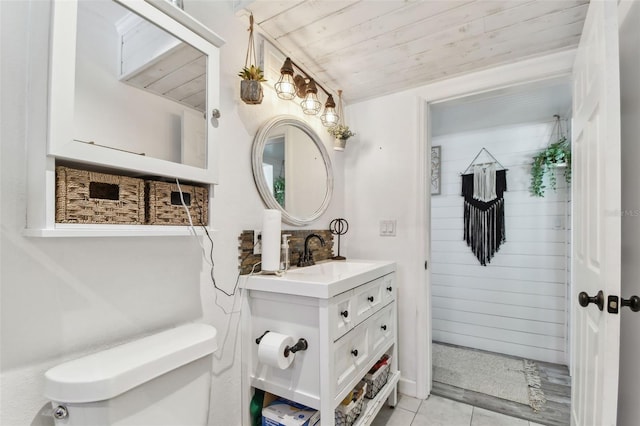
left=607, top=295, right=619, bottom=314
left=424, top=260, right=428, bottom=270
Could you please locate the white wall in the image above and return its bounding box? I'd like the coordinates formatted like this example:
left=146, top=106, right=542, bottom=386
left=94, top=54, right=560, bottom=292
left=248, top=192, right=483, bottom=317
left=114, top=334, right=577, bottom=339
left=344, top=51, right=576, bottom=396
left=0, top=1, right=344, bottom=425
left=617, top=1, right=640, bottom=424
left=431, top=121, right=569, bottom=364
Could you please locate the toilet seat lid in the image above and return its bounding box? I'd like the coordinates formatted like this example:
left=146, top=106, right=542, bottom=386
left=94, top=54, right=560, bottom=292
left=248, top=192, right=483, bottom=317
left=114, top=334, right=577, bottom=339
left=44, top=323, right=218, bottom=403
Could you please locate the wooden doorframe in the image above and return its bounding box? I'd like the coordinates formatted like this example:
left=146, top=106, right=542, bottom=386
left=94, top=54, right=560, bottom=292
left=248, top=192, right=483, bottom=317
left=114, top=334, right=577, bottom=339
left=414, top=50, right=576, bottom=399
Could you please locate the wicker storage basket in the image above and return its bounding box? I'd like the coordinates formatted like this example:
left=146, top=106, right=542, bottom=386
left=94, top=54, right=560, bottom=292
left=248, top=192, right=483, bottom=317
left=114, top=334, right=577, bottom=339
left=146, top=181, right=208, bottom=226
left=364, top=356, right=391, bottom=399
left=55, top=166, right=145, bottom=224
left=335, top=381, right=366, bottom=426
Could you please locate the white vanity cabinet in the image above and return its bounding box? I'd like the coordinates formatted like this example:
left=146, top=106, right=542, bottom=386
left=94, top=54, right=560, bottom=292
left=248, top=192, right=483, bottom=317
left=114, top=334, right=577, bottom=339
left=242, top=260, right=399, bottom=426
left=25, top=0, right=225, bottom=237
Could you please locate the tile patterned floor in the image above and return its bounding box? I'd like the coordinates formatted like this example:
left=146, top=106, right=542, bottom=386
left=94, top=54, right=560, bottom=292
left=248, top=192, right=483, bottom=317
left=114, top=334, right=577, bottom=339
left=370, top=394, right=547, bottom=426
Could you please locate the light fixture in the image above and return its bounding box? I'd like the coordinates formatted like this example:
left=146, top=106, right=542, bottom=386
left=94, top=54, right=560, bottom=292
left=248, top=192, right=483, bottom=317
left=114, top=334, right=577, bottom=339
left=300, top=79, right=321, bottom=115
left=275, top=57, right=339, bottom=126
left=320, top=95, right=339, bottom=127
left=274, top=58, right=296, bottom=100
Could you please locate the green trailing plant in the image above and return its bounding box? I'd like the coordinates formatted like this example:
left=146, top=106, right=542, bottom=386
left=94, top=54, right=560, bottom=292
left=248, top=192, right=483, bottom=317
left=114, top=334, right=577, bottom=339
left=327, top=124, right=355, bottom=140
left=237, top=65, right=266, bottom=81
left=273, top=176, right=285, bottom=207
left=530, top=136, right=571, bottom=197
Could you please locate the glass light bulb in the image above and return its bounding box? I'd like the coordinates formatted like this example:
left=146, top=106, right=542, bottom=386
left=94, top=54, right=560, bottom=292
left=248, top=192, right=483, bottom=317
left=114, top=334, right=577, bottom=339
left=321, top=107, right=339, bottom=127
left=275, top=74, right=296, bottom=100
left=301, top=93, right=321, bottom=115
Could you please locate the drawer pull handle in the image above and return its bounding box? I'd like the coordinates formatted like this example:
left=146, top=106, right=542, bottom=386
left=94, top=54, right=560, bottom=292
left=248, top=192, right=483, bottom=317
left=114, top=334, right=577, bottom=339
left=386, top=286, right=393, bottom=292
left=381, top=325, right=387, bottom=331
left=341, top=310, right=349, bottom=318
left=368, top=296, right=374, bottom=302
left=351, top=349, right=358, bottom=357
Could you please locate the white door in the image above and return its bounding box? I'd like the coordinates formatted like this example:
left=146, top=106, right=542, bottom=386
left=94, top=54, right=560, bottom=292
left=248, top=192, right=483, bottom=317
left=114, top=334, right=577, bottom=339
left=571, top=0, right=622, bottom=425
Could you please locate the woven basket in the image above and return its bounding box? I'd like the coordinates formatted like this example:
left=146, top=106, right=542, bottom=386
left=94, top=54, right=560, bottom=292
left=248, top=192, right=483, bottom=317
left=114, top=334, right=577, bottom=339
left=55, top=166, right=145, bottom=224
left=364, top=358, right=391, bottom=399
left=335, top=381, right=366, bottom=426
left=146, top=181, right=208, bottom=226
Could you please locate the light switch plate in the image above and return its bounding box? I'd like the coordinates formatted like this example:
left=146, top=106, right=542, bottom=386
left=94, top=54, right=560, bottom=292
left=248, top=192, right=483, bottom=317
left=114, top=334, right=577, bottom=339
left=380, top=220, right=397, bottom=236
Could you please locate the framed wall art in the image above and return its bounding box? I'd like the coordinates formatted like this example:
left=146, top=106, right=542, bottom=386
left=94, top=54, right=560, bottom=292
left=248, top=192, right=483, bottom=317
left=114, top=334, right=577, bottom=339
left=431, top=145, right=441, bottom=195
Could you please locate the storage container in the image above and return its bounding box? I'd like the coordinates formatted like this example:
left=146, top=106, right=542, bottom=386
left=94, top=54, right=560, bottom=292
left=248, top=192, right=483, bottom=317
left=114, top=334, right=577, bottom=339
left=55, top=166, right=145, bottom=224
left=335, top=381, right=366, bottom=426
left=364, top=356, right=391, bottom=399
left=146, top=181, right=208, bottom=225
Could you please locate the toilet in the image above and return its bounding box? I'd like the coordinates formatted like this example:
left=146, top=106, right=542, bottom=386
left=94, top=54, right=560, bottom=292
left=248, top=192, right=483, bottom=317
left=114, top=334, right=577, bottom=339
left=44, top=323, right=218, bottom=426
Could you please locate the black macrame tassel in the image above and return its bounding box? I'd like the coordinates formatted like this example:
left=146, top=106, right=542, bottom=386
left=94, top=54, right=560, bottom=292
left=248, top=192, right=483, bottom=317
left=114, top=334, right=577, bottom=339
left=462, top=170, right=507, bottom=266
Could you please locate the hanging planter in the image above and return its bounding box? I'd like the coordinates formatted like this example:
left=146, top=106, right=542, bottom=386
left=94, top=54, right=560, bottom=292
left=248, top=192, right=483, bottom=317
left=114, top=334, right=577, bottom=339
left=239, top=14, right=265, bottom=105
left=239, top=66, right=265, bottom=104
left=530, top=116, right=571, bottom=197
left=327, top=90, right=355, bottom=151
left=333, top=138, right=348, bottom=151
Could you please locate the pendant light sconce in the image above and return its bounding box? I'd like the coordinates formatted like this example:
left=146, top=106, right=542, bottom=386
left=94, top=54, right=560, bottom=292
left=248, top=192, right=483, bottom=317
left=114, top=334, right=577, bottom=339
left=320, top=94, right=339, bottom=127
left=274, top=58, right=296, bottom=100
left=301, top=79, right=321, bottom=115
left=274, top=57, right=339, bottom=127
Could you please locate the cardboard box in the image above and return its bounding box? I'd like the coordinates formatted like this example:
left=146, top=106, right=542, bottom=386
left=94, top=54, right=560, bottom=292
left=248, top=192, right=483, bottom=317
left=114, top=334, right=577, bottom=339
left=262, top=397, right=320, bottom=426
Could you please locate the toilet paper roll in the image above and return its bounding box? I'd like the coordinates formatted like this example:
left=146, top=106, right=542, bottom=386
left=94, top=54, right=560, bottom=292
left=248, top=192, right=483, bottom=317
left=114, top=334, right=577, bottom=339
left=257, top=332, right=295, bottom=369
left=261, top=209, right=281, bottom=272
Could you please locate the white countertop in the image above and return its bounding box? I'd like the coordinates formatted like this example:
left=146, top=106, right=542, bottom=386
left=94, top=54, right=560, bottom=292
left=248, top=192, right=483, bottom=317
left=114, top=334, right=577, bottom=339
left=242, top=259, right=396, bottom=299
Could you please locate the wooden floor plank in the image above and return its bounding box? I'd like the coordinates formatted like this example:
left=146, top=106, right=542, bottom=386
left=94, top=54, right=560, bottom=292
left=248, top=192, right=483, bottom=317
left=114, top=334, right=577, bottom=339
left=432, top=342, right=570, bottom=426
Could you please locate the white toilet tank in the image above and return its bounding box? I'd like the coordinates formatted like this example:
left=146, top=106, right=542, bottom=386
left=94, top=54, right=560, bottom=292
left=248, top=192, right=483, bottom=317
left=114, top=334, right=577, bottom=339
left=44, top=323, right=218, bottom=426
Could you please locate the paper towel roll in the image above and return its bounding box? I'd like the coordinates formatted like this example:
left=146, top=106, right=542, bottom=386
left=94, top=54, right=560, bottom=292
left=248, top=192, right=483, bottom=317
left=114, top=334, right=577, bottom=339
left=261, top=209, right=281, bottom=272
left=257, top=332, right=295, bottom=369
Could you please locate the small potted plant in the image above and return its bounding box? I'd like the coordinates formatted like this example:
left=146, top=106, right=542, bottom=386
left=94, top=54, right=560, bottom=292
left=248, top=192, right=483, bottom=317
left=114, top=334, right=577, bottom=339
left=530, top=136, right=571, bottom=197
left=238, top=65, right=266, bottom=105
left=328, top=124, right=356, bottom=151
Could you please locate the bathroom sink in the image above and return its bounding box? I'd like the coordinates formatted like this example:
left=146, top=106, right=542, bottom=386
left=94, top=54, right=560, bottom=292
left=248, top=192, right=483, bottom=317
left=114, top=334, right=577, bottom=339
left=242, top=259, right=396, bottom=299
left=285, top=261, right=376, bottom=277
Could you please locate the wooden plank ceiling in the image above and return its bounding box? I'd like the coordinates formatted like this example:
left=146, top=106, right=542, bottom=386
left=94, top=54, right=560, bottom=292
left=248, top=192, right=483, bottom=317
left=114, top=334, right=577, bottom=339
left=242, top=0, right=589, bottom=103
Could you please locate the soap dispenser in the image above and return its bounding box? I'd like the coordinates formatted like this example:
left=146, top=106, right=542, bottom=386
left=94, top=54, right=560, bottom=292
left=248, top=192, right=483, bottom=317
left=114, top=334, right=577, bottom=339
left=280, top=234, right=292, bottom=271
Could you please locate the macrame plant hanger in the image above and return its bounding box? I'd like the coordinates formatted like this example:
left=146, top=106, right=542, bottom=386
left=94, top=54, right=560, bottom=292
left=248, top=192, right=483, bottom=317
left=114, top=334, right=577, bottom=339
left=461, top=148, right=507, bottom=266
left=240, top=13, right=264, bottom=104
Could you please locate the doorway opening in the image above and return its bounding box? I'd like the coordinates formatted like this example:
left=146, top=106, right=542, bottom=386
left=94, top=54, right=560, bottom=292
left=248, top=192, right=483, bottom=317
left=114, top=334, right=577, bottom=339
left=428, top=78, right=572, bottom=425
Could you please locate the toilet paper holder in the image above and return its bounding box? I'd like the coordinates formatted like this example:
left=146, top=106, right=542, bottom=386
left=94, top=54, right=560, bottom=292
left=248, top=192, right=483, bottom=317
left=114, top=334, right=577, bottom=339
left=256, top=331, right=308, bottom=357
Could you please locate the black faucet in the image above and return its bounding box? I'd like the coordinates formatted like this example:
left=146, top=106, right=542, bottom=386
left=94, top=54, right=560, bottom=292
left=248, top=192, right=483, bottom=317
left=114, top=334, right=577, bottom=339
left=298, top=233, right=325, bottom=267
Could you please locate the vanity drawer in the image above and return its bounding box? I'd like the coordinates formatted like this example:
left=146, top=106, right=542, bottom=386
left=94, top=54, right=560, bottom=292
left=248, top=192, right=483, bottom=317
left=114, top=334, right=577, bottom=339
left=354, top=278, right=384, bottom=325
left=333, top=324, right=370, bottom=397
left=329, top=289, right=355, bottom=341
left=370, top=303, right=395, bottom=356
left=380, top=273, right=396, bottom=305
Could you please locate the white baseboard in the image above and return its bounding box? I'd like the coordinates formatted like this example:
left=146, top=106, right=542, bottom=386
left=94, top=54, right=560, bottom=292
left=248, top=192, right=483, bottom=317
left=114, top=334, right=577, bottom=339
left=398, top=376, right=418, bottom=398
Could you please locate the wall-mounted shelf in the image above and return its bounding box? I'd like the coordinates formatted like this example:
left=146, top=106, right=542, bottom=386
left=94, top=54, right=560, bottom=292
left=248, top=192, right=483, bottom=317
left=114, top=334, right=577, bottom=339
left=23, top=224, right=215, bottom=238
left=27, top=0, right=225, bottom=237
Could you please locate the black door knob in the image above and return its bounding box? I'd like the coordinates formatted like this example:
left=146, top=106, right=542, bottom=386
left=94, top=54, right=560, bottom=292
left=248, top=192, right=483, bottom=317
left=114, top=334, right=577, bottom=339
left=341, top=310, right=349, bottom=318
left=351, top=349, right=358, bottom=357
left=367, top=296, right=374, bottom=302
left=386, top=286, right=393, bottom=292
left=381, top=325, right=387, bottom=331
left=621, top=295, right=640, bottom=312
left=578, top=290, right=604, bottom=311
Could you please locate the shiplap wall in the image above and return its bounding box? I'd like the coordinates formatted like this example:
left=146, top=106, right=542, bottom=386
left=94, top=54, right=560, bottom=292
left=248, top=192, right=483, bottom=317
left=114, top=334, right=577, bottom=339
left=431, top=120, right=569, bottom=364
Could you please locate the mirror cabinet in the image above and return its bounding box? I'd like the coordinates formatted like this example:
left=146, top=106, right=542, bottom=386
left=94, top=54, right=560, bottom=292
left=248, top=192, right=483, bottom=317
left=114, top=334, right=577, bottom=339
left=26, top=0, right=225, bottom=236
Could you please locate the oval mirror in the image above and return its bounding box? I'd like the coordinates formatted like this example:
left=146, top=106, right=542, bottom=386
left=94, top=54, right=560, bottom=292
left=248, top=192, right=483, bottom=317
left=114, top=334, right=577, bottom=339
left=252, top=116, right=333, bottom=226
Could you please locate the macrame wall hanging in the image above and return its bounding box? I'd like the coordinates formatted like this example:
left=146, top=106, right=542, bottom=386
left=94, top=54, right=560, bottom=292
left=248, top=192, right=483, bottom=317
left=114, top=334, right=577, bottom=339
left=461, top=148, right=508, bottom=266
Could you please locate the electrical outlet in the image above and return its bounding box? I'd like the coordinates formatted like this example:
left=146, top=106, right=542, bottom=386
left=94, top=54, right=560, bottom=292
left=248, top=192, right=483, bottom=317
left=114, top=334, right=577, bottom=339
left=253, top=230, right=262, bottom=254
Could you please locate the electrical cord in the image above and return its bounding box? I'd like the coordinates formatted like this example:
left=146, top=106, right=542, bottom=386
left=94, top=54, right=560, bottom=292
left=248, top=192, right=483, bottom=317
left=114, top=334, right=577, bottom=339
left=175, top=179, right=261, bottom=315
